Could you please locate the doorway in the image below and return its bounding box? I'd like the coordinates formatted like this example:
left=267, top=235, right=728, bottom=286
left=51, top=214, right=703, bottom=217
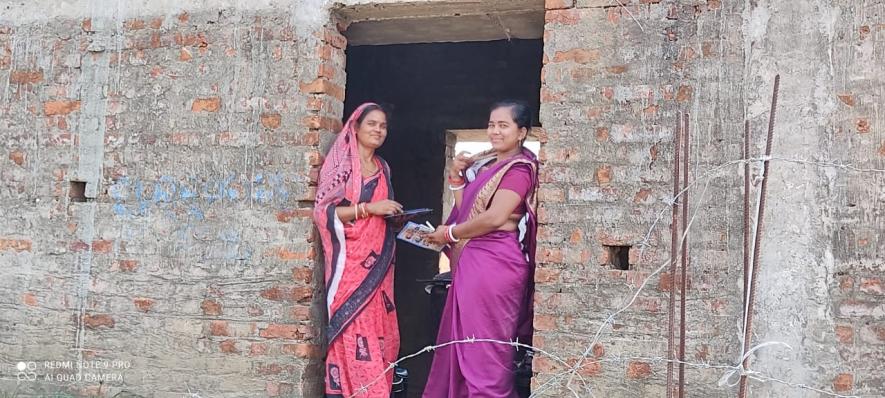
left=342, top=38, right=542, bottom=395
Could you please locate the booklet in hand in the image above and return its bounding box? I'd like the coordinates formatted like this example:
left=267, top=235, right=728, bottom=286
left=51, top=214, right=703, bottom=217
left=396, top=221, right=445, bottom=252
left=384, top=208, right=433, bottom=224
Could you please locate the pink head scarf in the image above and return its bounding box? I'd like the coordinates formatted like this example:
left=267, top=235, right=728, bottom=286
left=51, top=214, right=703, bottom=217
left=313, top=102, right=380, bottom=286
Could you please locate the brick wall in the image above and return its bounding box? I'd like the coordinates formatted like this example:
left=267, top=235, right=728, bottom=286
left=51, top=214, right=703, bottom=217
left=535, top=0, right=883, bottom=396
left=0, top=4, right=344, bottom=396
left=0, top=0, right=881, bottom=397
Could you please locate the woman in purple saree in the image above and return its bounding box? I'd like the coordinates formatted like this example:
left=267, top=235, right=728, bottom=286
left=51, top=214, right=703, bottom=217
left=422, top=101, right=539, bottom=398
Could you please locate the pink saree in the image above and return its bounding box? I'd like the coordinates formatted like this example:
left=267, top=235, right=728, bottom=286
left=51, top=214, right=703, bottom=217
left=314, top=103, right=400, bottom=397
left=424, top=148, right=540, bottom=398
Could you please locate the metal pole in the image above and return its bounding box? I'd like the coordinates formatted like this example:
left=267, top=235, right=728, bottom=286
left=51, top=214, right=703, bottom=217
left=738, top=74, right=780, bottom=398
left=677, top=112, right=690, bottom=398
left=666, top=112, right=682, bottom=398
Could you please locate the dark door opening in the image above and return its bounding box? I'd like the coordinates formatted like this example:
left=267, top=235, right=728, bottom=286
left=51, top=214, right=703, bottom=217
left=343, top=39, right=543, bottom=396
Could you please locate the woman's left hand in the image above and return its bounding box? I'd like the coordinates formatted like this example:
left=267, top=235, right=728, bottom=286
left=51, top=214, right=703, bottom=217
left=422, top=226, right=449, bottom=245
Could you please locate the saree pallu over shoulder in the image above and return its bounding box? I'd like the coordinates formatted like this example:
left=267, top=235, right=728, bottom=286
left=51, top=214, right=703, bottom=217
left=447, top=150, right=540, bottom=271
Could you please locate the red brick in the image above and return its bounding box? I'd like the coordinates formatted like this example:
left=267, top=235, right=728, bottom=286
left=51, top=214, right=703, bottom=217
left=545, top=9, right=580, bottom=25
left=859, top=25, right=871, bottom=40
left=607, top=7, right=620, bottom=24
left=859, top=277, right=883, bottom=295
left=260, top=113, right=282, bottom=129
left=192, top=97, right=221, bottom=112
left=532, top=356, right=559, bottom=373
left=840, top=276, right=854, bottom=291
left=0, top=239, right=32, bottom=252
left=81, top=18, right=93, bottom=32
left=44, top=100, right=81, bottom=116
left=591, top=343, right=604, bottom=358
left=299, top=78, right=344, bottom=101
left=635, top=297, right=660, bottom=313
left=83, top=314, right=115, bottom=329
left=115, top=259, right=138, bottom=272
left=260, top=286, right=313, bottom=302
left=210, top=320, right=229, bottom=336
left=201, top=299, right=222, bottom=316
left=596, top=165, right=612, bottom=185
left=537, top=187, right=564, bottom=202
left=22, top=292, right=38, bottom=307
left=865, top=324, right=885, bottom=342
left=545, top=0, right=574, bottom=10
left=856, top=119, right=870, bottom=134
left=318, top=63, right=337, bottom=79
left=676, top=85, right=693, bottom=102
left=577, top=361, right=601, bottom=376
left=269, top=246, right=315, bottom=261
left=534, top=314, right=557, bottom=331
left=282, top=343, right=320, bottom=358
left=219, top=340, right=239, bottom=354
left=701, top=41, right=715, bottom=57
left=149, top=17, right=163, bottom=29
left=837, top=94, right=855, bottom=106
left=177, top=12, right=189, bottom=24
left=321, top=29, right=348, bottom=49
left=10, top=69, right=43, bottom=84
left=835, top=325, right=853, bottom=344
left=633, top=188, right=652, bottom=204
left=291, top=267, right=313, bottom=284
left=258, top=364, right=285, bottom=376
left=276, top=208, right=312, bottom=223
left=535, top=268, right=561, bottom=284
left=249, top=342, right=268, bottom=356
left=553, top=49, right=599, bottom=64
left=8, top=149, right=25, bottom=166
left=833, top=373, right=853, bottom=392
left=179, top=47, right=193, bottom=61
left=124, top=19, right=146, bottom=30
left=266, top=382, right=294, bottom=397
left=607, top=65, right=628, bottom=74
left=128, top=298, right=154, bottom=313
left=290, top=305, right=311, bottom=320
left=538, top=247, right=564, bottom=263
left=626, top=361, right=652, bottom=379
left=260, top=324, right=310, bottom=339
left=91, top=239, right=112, bottom=254
left=302, top=115, right=343, bottom=131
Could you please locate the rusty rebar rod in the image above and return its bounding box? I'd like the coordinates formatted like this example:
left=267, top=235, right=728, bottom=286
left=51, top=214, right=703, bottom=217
left=738, top=74, right=780, bottom=398
left=743, top=120, right=751, bottom=311
left=677, top=112, right=690, bottom=398
left=666, top=112, right=682, bottom=398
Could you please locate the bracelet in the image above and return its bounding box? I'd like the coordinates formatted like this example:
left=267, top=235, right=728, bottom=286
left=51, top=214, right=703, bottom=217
left=448, top=183, right=466, bottom=191
left=446, top=224, right=460, bottom=243
left=354, top=202, right=359, bottom=220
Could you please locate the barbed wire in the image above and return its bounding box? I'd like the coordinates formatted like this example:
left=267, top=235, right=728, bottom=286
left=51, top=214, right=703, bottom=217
left=339, top=154, right=883, bottom=398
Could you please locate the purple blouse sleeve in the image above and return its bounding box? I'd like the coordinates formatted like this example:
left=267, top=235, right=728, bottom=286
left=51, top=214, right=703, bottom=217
left=497, top=163, right=533, bottom=200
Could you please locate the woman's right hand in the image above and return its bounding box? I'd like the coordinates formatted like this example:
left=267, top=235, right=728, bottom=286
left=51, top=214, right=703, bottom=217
left=366, top=200, right=403, bottom=216
left=449, top=151, right=473, bottom=179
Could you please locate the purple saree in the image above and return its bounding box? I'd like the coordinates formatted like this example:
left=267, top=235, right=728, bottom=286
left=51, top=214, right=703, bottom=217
left=424, top=148, right=539, bottom=398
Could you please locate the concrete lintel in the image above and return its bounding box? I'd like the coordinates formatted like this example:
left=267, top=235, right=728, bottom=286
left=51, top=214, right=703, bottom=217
left=333, top=0, right=544, bottom=22
left=344, top=10, right=544, bottom=45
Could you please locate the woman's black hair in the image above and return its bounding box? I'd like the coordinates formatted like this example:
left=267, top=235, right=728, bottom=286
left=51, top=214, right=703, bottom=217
left=357, top=103, right=388, bottom=125
left=490, top=100, right=532, bottom=144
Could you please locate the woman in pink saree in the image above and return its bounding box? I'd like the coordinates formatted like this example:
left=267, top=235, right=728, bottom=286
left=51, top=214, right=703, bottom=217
left=423, top=101, right=540, bottom=398
left=313, top=103, right=404, bottom=397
